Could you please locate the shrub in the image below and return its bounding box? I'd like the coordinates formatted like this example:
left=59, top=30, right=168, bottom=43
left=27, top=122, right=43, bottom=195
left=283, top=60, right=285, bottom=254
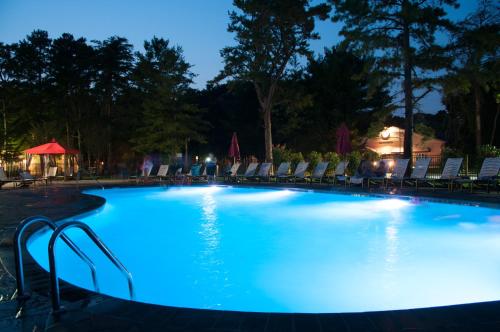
left=478, top=145, right=500, bottom=158
left=323, top=151, right=340, bottom=175
left=289, top=152, right=304, bottom=169
left=307, top=151, right=323, bottom=171
left=362, top=150, right=379, bottom=162
left=272, top=145, right=292, bottom=168
left=346, top=151, right=362, bottom=175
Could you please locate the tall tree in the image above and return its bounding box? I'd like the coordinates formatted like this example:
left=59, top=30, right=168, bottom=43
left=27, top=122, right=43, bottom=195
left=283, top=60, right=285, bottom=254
left=442, top=0, right=499, bottom=152
left=215, top=0, right=330, bottom=161
left=331, top=0, right=458, bottom=162
left=49, top=33, right=95, bottom=150
left=131, top=37, right=206, bottom=158
left=94, top=36, right=134, bottom=168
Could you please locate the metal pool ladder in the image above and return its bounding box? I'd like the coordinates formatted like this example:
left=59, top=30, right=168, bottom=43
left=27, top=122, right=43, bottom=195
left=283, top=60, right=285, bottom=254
left=13, top=216, right=134, bottom=313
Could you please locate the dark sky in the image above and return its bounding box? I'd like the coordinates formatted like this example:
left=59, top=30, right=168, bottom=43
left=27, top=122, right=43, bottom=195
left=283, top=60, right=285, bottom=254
left=0, top=0, right=478, bottom=114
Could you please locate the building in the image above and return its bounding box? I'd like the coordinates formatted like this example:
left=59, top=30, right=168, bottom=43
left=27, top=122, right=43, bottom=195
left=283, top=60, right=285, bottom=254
left=365, top=126, right=445, bottom=157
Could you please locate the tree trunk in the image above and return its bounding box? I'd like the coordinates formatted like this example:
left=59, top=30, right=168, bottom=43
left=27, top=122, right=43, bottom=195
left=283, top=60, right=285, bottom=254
left=473, top=83, right=482, bottom=152
left=402, top=4, right=413, bottom=167
left=263, top=106, right=273, bottom=162
left=490, top=103, right=499, bottom=146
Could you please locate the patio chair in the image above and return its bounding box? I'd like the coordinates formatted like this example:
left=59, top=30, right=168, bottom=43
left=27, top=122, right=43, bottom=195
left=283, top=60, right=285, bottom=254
left=332, top=160, right=349, bottom=185
left=348, top=160, right=373, bottom=188
left=430, top=157, right=463, bottom=191
left=274, top=162, right=291, bottom=182
left=289, top=161, right=310, bottom=183
left=19, top=171, right=41, bottom=187
left=252, top=162, right=272, bottom=182
left=0, top=167, right=16, bottom=189
left=404, top=157, right=431, bottom=190
left=366, top=159, right=392, bottom=189
left=224, top=162, right=241, bottom=182
left=156, top=165, right=170, bottom=183
left=383, top=159, right=410, bottom=189
left=186, top=164, right=205, bottom=183
left=237, top=162, right=259, bottom=182
left=412, top=158, right=462, bottom=191
left=130, top=165, right=154, bottom=183
left=307, top=161, right=329, bottom=184
left=455, top=157, right=500, bottom=193
left=44, top=166, right=58, bottom=184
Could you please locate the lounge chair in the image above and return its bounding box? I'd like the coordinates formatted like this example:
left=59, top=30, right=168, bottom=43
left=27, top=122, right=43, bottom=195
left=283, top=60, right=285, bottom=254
left=252, top=162, right=272, bottom=182
left=237, top=162, right=259, bottom=182
left=404, top=157, right=431, bottom=190
left=289, top=161, right=309, bottom=183
left=19, top=171, right=40, bottom=187
left=348, top=160, right=373, bottom=188
left=455, top=157, right=500, bottom=193
left=274, top=162, right=291, bottom=182
left=224, top=162, right=241, bottom=182
left=332, top=161, right=349, bottom=185
left=367, top=159, right=392, bottom=188
left=429, top=158, right=463, bottom=191
left=383, top=159, right=410, bottom=189
left=44, top=166, right=58, bottom=184
left=307, top=161, right=329, bottom=184
left=130, top=165, right=153, bottom=183
left=186, top=164, right=204, bottom=182
left=156, top=165, right=170, bottom=183
left=0, top=167, right=15, bottom=189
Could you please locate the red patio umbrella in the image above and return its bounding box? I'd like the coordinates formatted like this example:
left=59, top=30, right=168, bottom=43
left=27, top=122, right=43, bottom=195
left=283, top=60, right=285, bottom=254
left=228, top=132, right=240, bottom=163
left=336, top=123, right=352, bottom=156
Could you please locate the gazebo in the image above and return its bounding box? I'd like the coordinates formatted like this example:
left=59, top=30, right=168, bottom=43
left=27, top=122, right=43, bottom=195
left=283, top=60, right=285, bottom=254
left=24, top=139, right=79, bottom=178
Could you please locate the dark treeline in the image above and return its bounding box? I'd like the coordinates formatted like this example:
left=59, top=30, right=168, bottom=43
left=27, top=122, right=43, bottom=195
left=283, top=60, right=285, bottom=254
left=0, top=0, right=498, bottom=174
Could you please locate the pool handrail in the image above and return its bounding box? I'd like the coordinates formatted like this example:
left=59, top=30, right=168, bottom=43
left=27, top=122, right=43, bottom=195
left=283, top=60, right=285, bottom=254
left=48, top=220, right=134, bottom=313
left=13, top=215, right=99, bottom=299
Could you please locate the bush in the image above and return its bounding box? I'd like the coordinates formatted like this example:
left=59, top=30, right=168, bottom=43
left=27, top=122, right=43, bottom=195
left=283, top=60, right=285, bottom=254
left=323, top=151, right=340, bottom=174
left=478, top=145, right=500, bottom=158
left=346, top=151, right=362, bottom=175
left=441, top=147, right=462, bottom=159
left=289, top=152, right=304, bottom=169
left=272, top=145, right=292, bottom=168
left=307, top=151, right=323, bottom=171
left=362, top=150, right=379, bottom=162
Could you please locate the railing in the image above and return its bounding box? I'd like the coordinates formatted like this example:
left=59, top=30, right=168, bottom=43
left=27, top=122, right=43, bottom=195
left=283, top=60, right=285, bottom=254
left=13, top=216, right=99, bottom=299
left=77, top=168, right=104, bottom=189
left=48, top=221, right=134, bottom=312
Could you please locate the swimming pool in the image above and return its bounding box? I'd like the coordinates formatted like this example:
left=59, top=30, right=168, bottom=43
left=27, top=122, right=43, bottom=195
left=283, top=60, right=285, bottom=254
left=27, top=186, right=500, bottom=313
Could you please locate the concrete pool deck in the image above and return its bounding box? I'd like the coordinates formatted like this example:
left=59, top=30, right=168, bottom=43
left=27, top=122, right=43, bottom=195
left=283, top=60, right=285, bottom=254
left=0, top=180, right=499, bottom=331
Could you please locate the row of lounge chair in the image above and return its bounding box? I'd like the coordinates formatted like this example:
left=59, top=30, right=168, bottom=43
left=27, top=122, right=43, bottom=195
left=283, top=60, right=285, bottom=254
left=0, top=166, right=58, bottom=189
left=224, top=157, right=500, bottom=192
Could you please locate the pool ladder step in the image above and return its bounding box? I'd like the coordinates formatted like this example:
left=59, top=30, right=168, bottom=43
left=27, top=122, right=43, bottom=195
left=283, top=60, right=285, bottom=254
left=13, top=216, right=134, bottom=314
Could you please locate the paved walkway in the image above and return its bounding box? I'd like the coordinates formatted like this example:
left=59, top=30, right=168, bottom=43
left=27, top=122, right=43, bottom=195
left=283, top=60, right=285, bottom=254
left=0, top=181, right=499, bottom=331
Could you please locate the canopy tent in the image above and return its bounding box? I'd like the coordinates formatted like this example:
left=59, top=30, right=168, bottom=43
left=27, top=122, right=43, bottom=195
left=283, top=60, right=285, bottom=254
left=24, top=139, right=79, bottom=178
left=25, top=139, right=79, bottom=155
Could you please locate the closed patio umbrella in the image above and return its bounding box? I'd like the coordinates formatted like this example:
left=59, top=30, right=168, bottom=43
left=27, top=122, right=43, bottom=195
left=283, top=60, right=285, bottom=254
left=336, top=123, right=352, bottom=156
left=228, top=132, right=240, bottom=164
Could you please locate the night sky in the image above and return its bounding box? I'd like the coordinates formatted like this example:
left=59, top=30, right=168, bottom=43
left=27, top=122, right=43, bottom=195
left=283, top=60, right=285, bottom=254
left=0, top=0, right=478, bottom=114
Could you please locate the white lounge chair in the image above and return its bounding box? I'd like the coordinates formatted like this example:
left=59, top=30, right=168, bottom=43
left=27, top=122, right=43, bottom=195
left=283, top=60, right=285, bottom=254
left=404, top=157, right=431, bottom=190
left=384, top=159, right=410, bottom=188
left=274, top=162, right=291, bottom=182
left=237, top=162, right=259, bottom=181
left=332, top=160, right=349, bottom=185
left=455, top=157, right=500, bottom=192
left=307, top=161, right=329, bottom=184
left=290, top=161, right=309, bottom=183
left=253, top=162, right=272, bottom=182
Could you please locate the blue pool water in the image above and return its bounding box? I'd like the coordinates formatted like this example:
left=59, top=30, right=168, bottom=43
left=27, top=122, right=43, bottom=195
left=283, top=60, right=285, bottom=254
left=27, top=186, right=500, bottom=313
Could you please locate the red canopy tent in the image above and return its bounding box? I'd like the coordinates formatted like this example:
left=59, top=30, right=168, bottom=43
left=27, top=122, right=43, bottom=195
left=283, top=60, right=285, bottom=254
left=24, top=139, right=79, bottom=177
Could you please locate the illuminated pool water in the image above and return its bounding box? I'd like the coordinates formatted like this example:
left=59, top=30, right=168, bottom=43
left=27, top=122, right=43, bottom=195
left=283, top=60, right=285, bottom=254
left=27, top=186, right=500, bottom=313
